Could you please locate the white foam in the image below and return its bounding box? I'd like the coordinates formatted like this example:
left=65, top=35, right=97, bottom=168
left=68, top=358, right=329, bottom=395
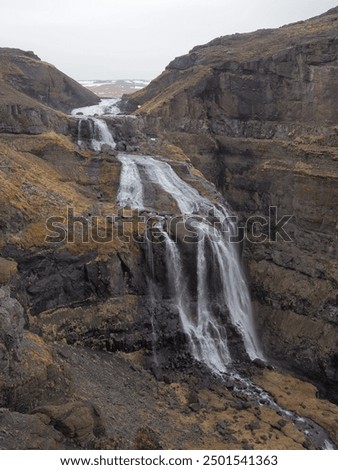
left=116, top=154, right=264, bottom=371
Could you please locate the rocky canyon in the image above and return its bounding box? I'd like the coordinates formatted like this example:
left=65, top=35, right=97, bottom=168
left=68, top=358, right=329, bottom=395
left=0, top=7, right=338, bottom=450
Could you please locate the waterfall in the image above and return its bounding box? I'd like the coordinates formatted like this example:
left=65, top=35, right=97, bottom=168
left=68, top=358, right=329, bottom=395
left=76, top=116, right=115, bottom=151
left=145, top=233, right=160, bottom=368
left=115, top=154, right=338, bottom=449
left=116, top=154, right=264, bottom=372
left=116, top=155, right=144, bottom=209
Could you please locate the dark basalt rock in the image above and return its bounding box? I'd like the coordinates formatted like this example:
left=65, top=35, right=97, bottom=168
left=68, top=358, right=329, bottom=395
left=6, top=249, right=109, bottom=315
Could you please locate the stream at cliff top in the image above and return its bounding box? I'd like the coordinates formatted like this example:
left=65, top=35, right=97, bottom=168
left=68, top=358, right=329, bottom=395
left=71, top=103, right=336, bottom=450
left=72, top=98, right=121, bottom=117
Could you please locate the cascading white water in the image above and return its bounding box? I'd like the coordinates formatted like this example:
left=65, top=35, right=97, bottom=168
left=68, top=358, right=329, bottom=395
left=115, top=154, right=337, bottom=449
left=212, top=231, right=260, bottom=360
left=76, top=116, right=116, bottom=151
left=152, top=224, right=228, bottom=372
left=116, top=156, right=144, bottom=208
left=92, top=118, right=116, bottom=150
left=116, top=154, right=264, bottom=372
left=72, top=98, right=120, bottom=151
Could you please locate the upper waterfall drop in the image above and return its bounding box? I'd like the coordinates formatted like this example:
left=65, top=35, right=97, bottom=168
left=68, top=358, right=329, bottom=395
left=76, top=116, right=116, bottom=151
left=71, top=98, right=119, bottom=151
left=116, top=154, right=264, bottom=372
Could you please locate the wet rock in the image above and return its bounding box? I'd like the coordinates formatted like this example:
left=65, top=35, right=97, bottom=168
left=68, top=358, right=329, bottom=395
left=303, top=439, right=312, bottom=450
left=224, top=378, right=235, bottom=390
left=100, top=144, right=117, bottom=157
left=252, top=358, right=266, bottom=369
left=116, top=141, right=127, bottom=151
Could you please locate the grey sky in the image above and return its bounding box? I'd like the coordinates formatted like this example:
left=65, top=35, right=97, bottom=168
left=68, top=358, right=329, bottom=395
left=0, top=0, right=337, bottom=80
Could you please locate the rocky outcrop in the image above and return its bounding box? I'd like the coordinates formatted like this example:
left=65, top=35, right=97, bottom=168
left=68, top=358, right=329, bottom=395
left=0, top=48, right=99, bottom=134
left=32, top=401, right=106, bottom=447
left=124, top=7, right=338, bottom=134
left=0, top=48, right=99, bottom=113
left=122, top=7, right=338, bottom=393
left=0, top=257, right=17, bottom=284
left=0, top=286, right=24, bottom=367
left=0, top=273, right=108, bottom=449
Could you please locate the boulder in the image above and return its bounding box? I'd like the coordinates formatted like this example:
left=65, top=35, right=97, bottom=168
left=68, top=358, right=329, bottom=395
left=32, top=401, right=106, bottom=446
left=134, top=426, right=163, bottom=450
left=0, top=286, right=25, bottom=363
left=0, top=257, right=17, bottom=284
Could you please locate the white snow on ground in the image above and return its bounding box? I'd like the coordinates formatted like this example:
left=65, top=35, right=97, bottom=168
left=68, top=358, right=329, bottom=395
left=78, top=79, right=150, bottom=89
left=79, top=80, right=116, bottom=88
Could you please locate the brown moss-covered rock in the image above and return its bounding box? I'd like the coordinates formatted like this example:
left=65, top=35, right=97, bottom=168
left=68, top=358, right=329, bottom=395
left=0, top=257, right=17, bottom=284
left=134, top=426, right=163, bottom=450
left=254, top=369, right=338, bottom=445
left=32, top=401, right=106, bottom=446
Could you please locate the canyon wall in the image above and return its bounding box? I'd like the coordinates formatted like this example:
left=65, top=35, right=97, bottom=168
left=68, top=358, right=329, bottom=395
left=124, top=7, right=338, bottom=392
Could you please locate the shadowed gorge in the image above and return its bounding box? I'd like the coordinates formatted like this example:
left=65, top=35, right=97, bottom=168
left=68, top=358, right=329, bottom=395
left=1, top=7, right=338, bottom=451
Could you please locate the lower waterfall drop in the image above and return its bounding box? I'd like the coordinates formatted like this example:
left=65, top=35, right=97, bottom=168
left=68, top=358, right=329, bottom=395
left=116, top=154, right=264, bottom=372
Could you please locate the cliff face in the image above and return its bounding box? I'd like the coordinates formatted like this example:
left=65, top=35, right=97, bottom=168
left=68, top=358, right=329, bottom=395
left=0, top=48, right=99, bottom=134
left=1, top=20, right=338, bottom=449
left=124, top=7, right=338, bottom=391
left=127, top=7, right=338, bottom=134
left=2, top=129, right=338, bottom=450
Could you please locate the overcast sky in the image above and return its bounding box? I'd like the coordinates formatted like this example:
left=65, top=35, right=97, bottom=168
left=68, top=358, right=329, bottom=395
left=0, top=0, right=337, bottom=80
